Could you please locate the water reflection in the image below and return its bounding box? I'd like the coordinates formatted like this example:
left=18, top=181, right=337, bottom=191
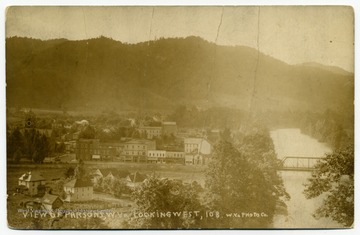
left=270, top=128, right=341, bottom=228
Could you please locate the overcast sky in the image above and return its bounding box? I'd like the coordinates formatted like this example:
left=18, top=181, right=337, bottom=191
left=6, top=6, right=354, bottom=72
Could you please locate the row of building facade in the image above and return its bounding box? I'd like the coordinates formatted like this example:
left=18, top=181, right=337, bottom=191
left=75, top=136, right=212, bottom=165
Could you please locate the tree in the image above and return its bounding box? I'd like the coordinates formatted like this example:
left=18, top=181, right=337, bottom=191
left=304, top=145, right=354, bottom=227
left=23, top=129, right=40, bottom=161
left=131, top=130, right=140, bottom=138
left=64, top=166, right=76, bottom=179
left=74, top=162, right=88, bottom=179
left=100, top=176, right=114, bottom=193
left=55, top=141, right=66, bottom=153
left=113, top=178, right=131, bottom=198
left=237, top=130, right=288, bottom=201
left=7, top=127, right=24, bottom=160
left=79, top=125, right=96, bottom=139
left=127, top=177, right=203, bottom=228
left=205, top=140, right=288, bottom=228
left=32, top=134, right=50, bottom=163
left=22, top=130, right=51, bottom=163
left=220, top=128, right=232, bottom=142
left=13, top=148, right=22, bottom=163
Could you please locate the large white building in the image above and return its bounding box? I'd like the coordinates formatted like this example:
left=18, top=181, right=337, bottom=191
left=184, top=138, right=212, bottom=155
left=122, top=139, right=156, bottom=162
left=184, top=138, right=212, bottom=165
left=63, top=179, right=93, bottom=202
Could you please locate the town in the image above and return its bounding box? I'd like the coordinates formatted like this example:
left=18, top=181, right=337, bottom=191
left=5, top=6, right=354, bottom=229
left=6, top=101, right=353, bottom=229
left=7, top=107, right=221, bottom=228
left=12, top=108, right=214, bottom=165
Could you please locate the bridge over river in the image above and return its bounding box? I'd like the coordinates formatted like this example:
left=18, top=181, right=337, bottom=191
left=279, top=156, right=323, bottom=171
left=270, top=128, right=342, bottom=228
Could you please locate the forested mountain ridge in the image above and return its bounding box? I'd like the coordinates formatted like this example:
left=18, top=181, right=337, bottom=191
left=6, top=36, right=354, bottom=115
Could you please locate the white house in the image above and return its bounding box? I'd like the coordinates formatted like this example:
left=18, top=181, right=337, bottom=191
left=184, top=138, right=212, bottom=165
left=63, top=179, right=93, bottom=202
left=184, top=138, right=212, bottom=155
left=18, top=172, right=46, bottom=196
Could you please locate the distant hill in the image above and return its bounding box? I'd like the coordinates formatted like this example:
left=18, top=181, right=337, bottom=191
left=6, top=36, right=354, bottom=115
left=297, top=62, right=353, bottom=76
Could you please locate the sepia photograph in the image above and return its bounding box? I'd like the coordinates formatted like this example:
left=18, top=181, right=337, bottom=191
left=5, top=5, right=354, bottom=230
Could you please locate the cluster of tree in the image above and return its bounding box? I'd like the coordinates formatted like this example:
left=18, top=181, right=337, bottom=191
left=243, top=109, right=353, bottom=151
left=78, top=125, right=97, bottom=139
left=204, top=128, right=289, bottom=228
left=304, top=144, right=354, bottom=227
left=168, top=105, right=244, bottom=129
left=94, top=177, right=131, bottom=198
left=93, top=111, right=131, bottom=126
left=50, top=127, right=68, bottom=139
left=299, top=110, right=352, bottom=149
left=7, top=127, right=65, bottom=163
left=35, top=118, right=53, bottom=129
left=125, top=128, right=288, bottom=228
left=96, top=126, right=141, bottom=142
left=7, top=36, right=353, bottom=113
left=124, top=177, right=204, bottom=228
left=155, top=134, right=183, bottom=151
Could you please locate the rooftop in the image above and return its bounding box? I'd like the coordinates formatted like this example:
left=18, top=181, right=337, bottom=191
left=125, top=139, right=155, bottom=145
left=41, top=193, right=61, bottom=205
left=98, top=168, right=129, bottom=178
left=19, top=172, right=45, bottom=182
left=99, top=142, right=124, bottom=147
left=139, top=126, right=162, bottom=129
left=184, top=138, right=208, bottom=145
left=162, top=122, right=177, bottom=125
left=64, top=179, right=93, bottom=188
left=127, top=172, right=147, bottom=183
left=77, top=139, right=99, bottom=143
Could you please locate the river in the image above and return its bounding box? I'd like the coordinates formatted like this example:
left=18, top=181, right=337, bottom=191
left=270, top=128, right=342, bottom=228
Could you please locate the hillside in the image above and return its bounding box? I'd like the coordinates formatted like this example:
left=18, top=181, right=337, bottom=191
left=6, top=36, right=354, bottom=115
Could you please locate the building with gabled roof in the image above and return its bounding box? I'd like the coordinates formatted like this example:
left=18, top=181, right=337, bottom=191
left=184, top=138, right=212, bottom=165
left=37, top=193, right=63, bottom=211
left=18, top=172, right=46, bottom=196
left=63, top=179, right=93, bottom=202
left=126, top=172, right=147, bottom=188
left=184, top=138, right=212, bottom=155
left=91, top=168, right=129, bottom=183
